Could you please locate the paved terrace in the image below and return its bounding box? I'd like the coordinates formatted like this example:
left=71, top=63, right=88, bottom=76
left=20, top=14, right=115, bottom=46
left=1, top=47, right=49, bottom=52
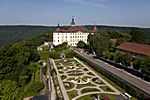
left=74, top=50, right=150, bottom=96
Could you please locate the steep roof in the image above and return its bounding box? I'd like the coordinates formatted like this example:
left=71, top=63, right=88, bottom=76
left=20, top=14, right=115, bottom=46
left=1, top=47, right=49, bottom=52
left=116, top=42, right=150, bottom=56
left=55, top=27, right=66, bottom=33
left=54, top=25, right=97, bottom=33
left=67, top=26, right=88, bottom=32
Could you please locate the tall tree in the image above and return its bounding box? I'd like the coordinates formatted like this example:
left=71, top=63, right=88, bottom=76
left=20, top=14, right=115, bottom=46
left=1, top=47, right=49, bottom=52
left=88, top=32, right=111, bottom=56
left=77, top=41, right=86, bottom=48
left=140, top=57, right=150, bottom=76
left=133, top=58, right=142, bottom=70
left=130, top=29, right=146, bottom=43
left=120, top=54, right=133, bottom=67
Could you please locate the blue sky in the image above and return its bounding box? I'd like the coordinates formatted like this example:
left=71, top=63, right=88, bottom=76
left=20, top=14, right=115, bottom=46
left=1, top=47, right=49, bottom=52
left=0, top=0, right=150, bottom=27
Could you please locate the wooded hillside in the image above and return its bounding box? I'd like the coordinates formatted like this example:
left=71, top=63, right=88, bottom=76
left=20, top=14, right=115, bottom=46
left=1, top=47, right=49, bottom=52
left=0, top=25, right=150, bottom=46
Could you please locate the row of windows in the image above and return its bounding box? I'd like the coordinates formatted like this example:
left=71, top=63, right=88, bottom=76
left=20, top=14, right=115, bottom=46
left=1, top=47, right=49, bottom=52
left=70, top=36, right=86, bottom=38
left=53, top=36, right=67, bottom=39
left=57, top=33, right=68, bottom=35
left=54, top=36, right=87, bottom=39
left=54, top=39, right=86, bottom=42
left=56, top=33, right=88, bottom=35
left=70, top=33, right=87, bottom=35
left=53, top=40, right=67, bottom=42
left=70, top=39, right=86, bottom=42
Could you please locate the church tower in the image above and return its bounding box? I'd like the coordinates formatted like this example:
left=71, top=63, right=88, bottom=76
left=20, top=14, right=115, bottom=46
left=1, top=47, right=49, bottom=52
left=71, top=16, right=76, bottom=26
left=57, top=21, right=60, bottom=28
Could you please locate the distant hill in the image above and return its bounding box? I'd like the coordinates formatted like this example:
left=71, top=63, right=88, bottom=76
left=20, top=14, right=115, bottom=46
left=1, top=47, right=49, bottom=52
left=86, top=25, right=150, bottom=34
left=0, top=25, right=55, bottom=46
left=86, top=25, right=150, bottom=41
left=0, top=25, right=150, bottom=46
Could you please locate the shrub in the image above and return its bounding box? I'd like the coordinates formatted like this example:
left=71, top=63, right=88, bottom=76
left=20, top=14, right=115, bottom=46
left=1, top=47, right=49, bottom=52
left=30, top=82, right=44, bottom=92
left=49, top=52, right=60, bottom=59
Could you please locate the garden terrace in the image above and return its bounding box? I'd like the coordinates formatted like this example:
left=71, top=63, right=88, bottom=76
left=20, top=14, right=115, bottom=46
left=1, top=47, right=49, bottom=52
left=52, top=58, right=121, bottom=100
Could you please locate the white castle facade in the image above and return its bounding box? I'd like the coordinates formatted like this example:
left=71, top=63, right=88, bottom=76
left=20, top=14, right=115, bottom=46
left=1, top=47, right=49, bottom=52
left=53, top=17, right=97, bottom=46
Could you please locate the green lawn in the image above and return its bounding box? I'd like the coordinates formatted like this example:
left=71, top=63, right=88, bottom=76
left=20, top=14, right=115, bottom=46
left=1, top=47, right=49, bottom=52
left=63, top=62, right=74, bottom=66
left=67, top=78, right=75, bottom=81
left=76, top=94, right=118, bottom=100
left=76, top=95, right=94, bottom=100
left=67, top=90, right=78, bottom=99
left=56, top=59, right=75, bottom=66
left=99, top=94, right=118, bottom=100
left=82, top=76, right=91, bottom=80
left=35, top=66, right=41, bottom=82
left=61, top=75, right=67, bottom=80
left=81, top=88, right=100, bottom=94
left=100, top=86, right=114, bottom=92
left=68, top=73, right=84, bottom=76
left=76, top=82, right=95, bottom=89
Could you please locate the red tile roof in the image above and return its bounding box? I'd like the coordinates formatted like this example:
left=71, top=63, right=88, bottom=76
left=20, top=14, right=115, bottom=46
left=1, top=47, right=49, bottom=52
left=54, top=26, right=97, bottom=33
left=116, top=42, right=150, bottom=56
left=55, top=28, right=66, bottom=33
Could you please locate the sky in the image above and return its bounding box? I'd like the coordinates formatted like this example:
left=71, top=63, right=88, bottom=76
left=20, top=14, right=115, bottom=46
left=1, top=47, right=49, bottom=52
left=0, top=0, right=150, bottom=28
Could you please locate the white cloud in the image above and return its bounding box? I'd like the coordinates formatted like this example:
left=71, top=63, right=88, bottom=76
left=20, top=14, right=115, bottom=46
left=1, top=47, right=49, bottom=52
left=63, top=0, right=107, bottom=8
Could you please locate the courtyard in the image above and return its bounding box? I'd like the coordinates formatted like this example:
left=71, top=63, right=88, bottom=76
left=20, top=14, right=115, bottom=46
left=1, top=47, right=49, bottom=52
left=52, top=57, right=121, bottom=100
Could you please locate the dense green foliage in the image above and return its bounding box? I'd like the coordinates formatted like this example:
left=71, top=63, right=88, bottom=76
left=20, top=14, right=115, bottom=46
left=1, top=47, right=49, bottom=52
left=0, top=25, right=55, bottom=46
left=23, top=81, right=44, bottom=97
left=77, top=41, right=86, bottom=48
left=39, top=42, right=74, bottom=59
left=133, top=58, right=142, bottom=70
left=0, top=31, right=53, bottom=99
left=140, top=57, right=150, bottom=76
left=0, top=80, right=20, bottom=100
left=101, top=51, right=150, bottom=77
left=130, top=29, right=147, bottom=43
left=88, top=31, right=112, bottom=56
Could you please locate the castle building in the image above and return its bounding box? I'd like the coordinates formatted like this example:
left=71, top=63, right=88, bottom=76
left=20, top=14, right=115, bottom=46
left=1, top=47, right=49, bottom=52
left=53, top=17, right=97, bottom=46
